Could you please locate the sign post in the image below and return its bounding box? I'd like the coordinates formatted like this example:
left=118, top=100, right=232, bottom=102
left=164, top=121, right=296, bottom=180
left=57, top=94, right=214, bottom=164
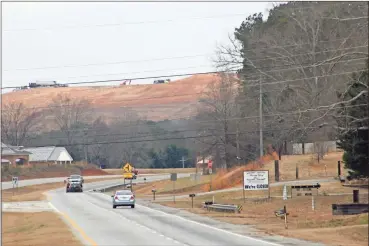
left=284, top=205, right=288, bottom=229
left=152, top=189, right=156, bottom=200
left=12, top=177, right=19, bottom=195
left=243, top=171, right=269, bottom=199
left=189, top=194, right=196, bottom=208
left=242, top=174, right=246, bottom=203
left=170, top=173, right=177, bottom=203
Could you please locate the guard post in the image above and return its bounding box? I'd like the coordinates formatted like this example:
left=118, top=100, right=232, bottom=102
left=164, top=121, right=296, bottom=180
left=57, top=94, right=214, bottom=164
left=170, top=173, right=177, bottom=203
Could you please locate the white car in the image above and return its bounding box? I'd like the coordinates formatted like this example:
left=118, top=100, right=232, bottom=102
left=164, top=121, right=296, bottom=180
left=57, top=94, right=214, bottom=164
left=112, top=190, right=135, bottom=209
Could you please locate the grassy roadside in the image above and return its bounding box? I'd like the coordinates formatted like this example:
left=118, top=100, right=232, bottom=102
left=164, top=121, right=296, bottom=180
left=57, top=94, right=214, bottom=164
left=155, top=183, right=368, bottom=246
left=2, top=177, right=123, bottom=246
left=132, top=175, right=214, bottom=197
left=2, top=212, right=83, bottom=246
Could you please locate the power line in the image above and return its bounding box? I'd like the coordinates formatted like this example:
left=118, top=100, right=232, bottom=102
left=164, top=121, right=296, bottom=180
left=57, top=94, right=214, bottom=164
left=4, top=2, right=355, bottom=33
left=3, top=12, right=256, bottom=32
left=2, top=55, right=366, bottom=90
left=5, top=104, right=366, bottom=135
left=25, top=126, right=327, bottom=148
left=4, top=65, right=213, bottom=85
left=3, top=54, right=212, bottom=72
left=4, top=43, right=366, bottom=72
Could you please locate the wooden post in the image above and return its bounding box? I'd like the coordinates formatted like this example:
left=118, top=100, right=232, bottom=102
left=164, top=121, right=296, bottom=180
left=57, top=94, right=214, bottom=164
left=268, top=170, right=271, bottom=199
left=296, top=166, right=299, bottom=180
left=173, top=181, right=176, bottom=204
left=338, top=161, right=341, bottom=176
left=275, top=160, right=280, bottom=182
left=243, top=172, right=246, bottom=203
left=353, top=190, right=359, bottom=203
left=284, top=205, right=288, bottom=229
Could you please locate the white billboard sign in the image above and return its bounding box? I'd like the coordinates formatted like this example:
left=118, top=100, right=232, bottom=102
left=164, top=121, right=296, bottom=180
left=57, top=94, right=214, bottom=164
left=243, top=171, right=269, bottom=190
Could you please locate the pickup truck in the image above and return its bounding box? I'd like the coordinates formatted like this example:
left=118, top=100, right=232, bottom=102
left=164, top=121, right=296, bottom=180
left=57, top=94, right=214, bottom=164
left=65, top=174, right=84, bottom=193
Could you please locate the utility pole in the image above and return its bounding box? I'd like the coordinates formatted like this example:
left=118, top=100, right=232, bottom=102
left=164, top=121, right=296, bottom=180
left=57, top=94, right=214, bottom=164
left=179, top=156, right=187, bottom=168
left=259, top=75, right=264, bottom=158
left=236, top=122, right=240, bottom=165
left=84, top=131, right=88, bottom=165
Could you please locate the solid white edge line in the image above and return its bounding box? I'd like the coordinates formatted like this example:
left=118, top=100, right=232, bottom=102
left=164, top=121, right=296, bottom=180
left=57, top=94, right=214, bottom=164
left=135, top=203, right=283, bottom=246
left=48, top=201, right=61, bottom=214
left=84, top=193, right=189, bottom=246
left=98, top=192, right=282, bottom=246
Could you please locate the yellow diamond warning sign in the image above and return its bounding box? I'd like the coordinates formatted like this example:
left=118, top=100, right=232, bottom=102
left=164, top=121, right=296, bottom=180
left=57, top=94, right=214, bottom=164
left=123, top=163, right=132, bottom=172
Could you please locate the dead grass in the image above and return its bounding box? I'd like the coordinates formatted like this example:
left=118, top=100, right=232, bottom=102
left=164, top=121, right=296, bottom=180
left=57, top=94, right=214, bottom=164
left=1, top=164, right=111, bottom=182
left=2, top=177, right=123, bottom=202
left=157, top=189, right=368, bottom=246
left=2, top=212, right=82, bottom=246
left=264, top=152, right=346, bottom=181
left=195, top=152, right=345, bottom=192
left=133, top=175, right=214, bottom=196
left=104, top=168, right=196, bottom=175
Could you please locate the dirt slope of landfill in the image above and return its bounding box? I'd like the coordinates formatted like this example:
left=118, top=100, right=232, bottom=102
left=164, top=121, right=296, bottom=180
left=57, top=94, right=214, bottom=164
left=3, top=75, right=221, bottom=122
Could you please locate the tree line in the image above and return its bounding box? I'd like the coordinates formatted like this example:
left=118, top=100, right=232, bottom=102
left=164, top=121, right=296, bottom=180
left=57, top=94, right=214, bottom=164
left=2, top=2, right=367, bottom=175
left=194, top=2, right=368, bottom=175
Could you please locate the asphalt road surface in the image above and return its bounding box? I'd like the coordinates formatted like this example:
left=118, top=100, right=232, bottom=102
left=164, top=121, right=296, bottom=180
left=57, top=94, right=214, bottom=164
left=1, top=173, right=187, bottom=190
left=1, top=175, right=121, bottom=190
left=47, top=180, right=324, bottom=246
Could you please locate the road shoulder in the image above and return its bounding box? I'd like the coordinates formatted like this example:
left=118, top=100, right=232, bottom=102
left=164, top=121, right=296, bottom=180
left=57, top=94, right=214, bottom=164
left=2, top=212, right=83, bottom=246
left=136, top=199, right=324, bottom=246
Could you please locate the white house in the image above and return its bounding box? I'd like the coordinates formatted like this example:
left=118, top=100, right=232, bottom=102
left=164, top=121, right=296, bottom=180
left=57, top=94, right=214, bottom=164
left=23, top=146, right=73, bottom=165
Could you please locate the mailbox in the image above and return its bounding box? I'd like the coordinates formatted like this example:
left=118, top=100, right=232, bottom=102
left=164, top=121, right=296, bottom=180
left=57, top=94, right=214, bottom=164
left=189, top=194, right=196, bottom=197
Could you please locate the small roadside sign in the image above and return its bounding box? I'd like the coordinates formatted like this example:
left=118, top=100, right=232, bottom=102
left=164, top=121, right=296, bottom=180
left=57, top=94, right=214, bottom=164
left=283, top=185, right=288, bottom=200
left=12, top=176, right=19, bottom=194
left=170, top=173, right=177, bottom=181
left=123, top=163, right=132, bottom=172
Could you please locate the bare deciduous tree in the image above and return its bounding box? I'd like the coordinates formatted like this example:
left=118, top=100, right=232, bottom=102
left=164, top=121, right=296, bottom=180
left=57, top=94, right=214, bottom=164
left=1, top=102, right=41, bottom=146
left=48, top=93, right=93, bottom=145
left=196, top=72, right=241, bottom=169
left=215, top=2, right=368, bottom=152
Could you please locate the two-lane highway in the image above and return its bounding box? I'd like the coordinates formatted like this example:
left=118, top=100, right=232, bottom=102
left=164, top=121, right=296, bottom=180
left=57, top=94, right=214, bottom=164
left=1, top=173, right=187, bottom=190
left=48, top=191, right=279, bottom=246
left=47, top=179, right=324, bottom=246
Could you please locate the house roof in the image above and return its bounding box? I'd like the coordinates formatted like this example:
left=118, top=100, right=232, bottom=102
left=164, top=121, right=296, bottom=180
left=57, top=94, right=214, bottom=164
left=1, top=142, right=31, bottom=156
left=23, top=146, right=73, bottom=162
left=1, top=159, right=11, bottom=164
left=197, top=156, right=212, bottom=164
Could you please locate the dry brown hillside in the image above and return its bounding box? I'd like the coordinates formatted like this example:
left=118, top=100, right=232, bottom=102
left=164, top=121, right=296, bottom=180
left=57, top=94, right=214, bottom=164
left=2, top=74, right=220, bottom=121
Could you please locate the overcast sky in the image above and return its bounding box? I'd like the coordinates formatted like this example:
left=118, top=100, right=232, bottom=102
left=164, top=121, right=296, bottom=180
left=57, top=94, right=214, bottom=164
left=2, top=2, right=275, bottom=92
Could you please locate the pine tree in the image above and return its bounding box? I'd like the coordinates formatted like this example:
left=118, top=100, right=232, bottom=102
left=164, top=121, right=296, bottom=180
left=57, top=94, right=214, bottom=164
left=336, top=61, right=368, bottom=177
